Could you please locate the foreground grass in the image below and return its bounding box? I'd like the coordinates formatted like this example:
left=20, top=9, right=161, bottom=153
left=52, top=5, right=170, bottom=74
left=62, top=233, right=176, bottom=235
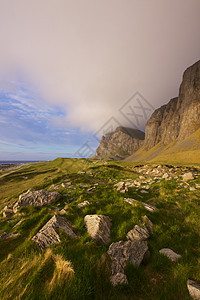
left=0, top=158, right=200, bottom=299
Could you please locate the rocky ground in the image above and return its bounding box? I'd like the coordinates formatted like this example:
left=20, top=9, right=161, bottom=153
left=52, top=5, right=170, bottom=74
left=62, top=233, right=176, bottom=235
left=0, top=158, right=200, bottom=299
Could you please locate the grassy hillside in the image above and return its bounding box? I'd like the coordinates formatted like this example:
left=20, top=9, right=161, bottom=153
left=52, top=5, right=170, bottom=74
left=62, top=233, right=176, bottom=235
left=0, top=158, right=200, bottom=299
left=126, top=128, right=200, bottom=166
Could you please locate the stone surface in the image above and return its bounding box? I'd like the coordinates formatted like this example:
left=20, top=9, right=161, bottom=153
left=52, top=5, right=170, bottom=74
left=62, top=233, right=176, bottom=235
left=187, top=279, right=200, bottom=300
left=32, top=215, right=77, bottom=250
left=93, top=126, right=145, bottom=160
left=144, top=60, right=200, bottom=149
left=78, top=201, right=90, bottom=208
left=0, top=232, right=20, bottom=239
left=126, top=225, right=149, bottom=241
left=110, top=273, right=128, bottom=286
left=107, top=240, right=148, bottom=285
left=124, top=198, right=157, bottom=212
left=2, top=206, right=13, bottom=218
left=13, top=188, right=61, bottom=212
left=84, top=214, right=111, bottom=244
left=182, top=172, right=194, bottom=181
left=159, top=248, right=182, bottom=262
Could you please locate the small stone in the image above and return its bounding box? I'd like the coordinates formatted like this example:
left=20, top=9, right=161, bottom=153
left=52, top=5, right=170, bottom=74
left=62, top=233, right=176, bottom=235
left=140, top=190, right=148, bottom=194
left=0, top=232, right=20, bottom=239
left=78, top=201, right=90, bottom=208
left=162, top=173, right=169, bottom=179
left=61, top=182, right=72, bottom=187
left=159, top=248, right=181, bottom=262
left=189, top=187, right=196, bottom=191
left=187, top=279, right=200, bottom=300
left=126, top=225, right=149, bottom=241
left=182, top=172, right=194, bottom=181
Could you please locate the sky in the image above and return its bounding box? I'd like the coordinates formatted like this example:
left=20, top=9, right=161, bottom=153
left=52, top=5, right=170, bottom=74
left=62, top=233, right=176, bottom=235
left=0, top=0, right=200, bottom=160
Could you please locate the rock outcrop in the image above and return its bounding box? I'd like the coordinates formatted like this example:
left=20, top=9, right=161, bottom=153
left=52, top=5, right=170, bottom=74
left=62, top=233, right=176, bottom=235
left=32, top=215, right=77, bottom=250
left=93, top=127, right=144, bottom=159
left=13, top=188, right=61, bottom=212
left=145, top=60, right=200, bottom=149
left=107, top=240, right=148, bottom=286
left=84, top=214, right=111, bottom=244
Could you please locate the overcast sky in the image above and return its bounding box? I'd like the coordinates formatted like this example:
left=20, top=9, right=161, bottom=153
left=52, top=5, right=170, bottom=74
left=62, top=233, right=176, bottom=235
left=0, top=0, right=200, bottom=160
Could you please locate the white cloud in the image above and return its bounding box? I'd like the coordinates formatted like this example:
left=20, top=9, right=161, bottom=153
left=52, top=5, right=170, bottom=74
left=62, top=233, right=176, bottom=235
left=0, top=0, right=200, bottom=132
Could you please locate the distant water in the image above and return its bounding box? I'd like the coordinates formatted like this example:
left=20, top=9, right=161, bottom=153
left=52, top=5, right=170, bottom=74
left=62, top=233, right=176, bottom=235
left=0, top=161, right=39, bottom=165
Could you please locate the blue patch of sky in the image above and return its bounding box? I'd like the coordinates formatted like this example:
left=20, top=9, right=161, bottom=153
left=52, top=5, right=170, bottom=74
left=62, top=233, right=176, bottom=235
left=0, top=80, right=98, bottom=160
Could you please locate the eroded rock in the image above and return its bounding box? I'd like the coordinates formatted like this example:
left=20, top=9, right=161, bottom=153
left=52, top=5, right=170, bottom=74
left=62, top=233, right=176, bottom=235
left=84, top=214, right=111, bottom=244
left=107, top=240, right=148, bottom=286
left=159, top=248, right=181, bottom=262
left=126, top=225, right=149, bottom=241
left=32, top=215, right=77, bottom=251
left=13, top=188, right=61, bottom=212
left=78, top=201, right=90, bottom=208
left=182, top=172, right=194, bottom=181
left=187, top=279, right=200, bottom=300
left=124, top=198, right=157, bottom=212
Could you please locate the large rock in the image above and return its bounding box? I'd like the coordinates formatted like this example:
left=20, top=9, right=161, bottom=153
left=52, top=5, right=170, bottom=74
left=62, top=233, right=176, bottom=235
left=13, top=188, right=61, bottom=212
left=84, top=214, right=111, bottom=244
left=32, top=215, right=77, bottom=250
left=93, top=127, right=145, bottom=160
left=144, top=60, right=200, bottom=149
left=187, top=279, right=200, bottom=300
left=107, top=240, right=148, bottom=286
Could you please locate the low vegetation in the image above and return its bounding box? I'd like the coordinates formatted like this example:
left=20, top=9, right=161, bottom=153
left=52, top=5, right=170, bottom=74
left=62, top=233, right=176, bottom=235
left=0, top=158, right=200, bottom=299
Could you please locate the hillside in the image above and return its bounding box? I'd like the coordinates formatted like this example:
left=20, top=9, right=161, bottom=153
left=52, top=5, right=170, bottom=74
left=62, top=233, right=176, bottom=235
left=0, top=158, right=200, bottom=299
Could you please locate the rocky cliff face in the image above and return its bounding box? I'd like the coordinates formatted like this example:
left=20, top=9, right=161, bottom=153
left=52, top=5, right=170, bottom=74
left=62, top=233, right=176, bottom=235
left=145, top=60, right=200, bottom=149
left=94, top=127, right=145, bottom=159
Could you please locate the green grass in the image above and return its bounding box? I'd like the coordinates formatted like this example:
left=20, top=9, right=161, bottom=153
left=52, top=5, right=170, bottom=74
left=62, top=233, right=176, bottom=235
left=0, top=158, right=200, bottom=299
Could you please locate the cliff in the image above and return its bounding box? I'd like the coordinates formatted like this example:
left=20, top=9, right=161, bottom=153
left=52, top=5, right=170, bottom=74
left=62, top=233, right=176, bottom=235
left=93, top=127, right=145, bottom=160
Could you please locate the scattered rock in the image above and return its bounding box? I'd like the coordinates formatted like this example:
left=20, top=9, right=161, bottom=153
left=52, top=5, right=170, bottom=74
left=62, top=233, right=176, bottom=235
left=87, top=187, right=96, bottom=193
left=13, top=219, right=23, bottom=228
left=140, top=190, right=148, bottom=194
left=13, top=188, right=61, bottom=212
left=115, top=182, right=125, bottom=191
left=78, top=201, right=90, bottom=208
left=2, top=206, right=13, bottom=218
left=120, top=187, right=129, bottom=194
left=0, top=232, right=20, bottom=239
left=61, top=182, right=72, bottom=187
left=126, top=225, right=149, bottom=241
left=84, top=214, right=111, bottom=244
left=124, top=198, right=157, bottom=212
left=159, top=248, right=181, bottom=262
left=107, top=240, right=148, bottom=286
left=182, top=172, right=194, bottom=181
left=32, top=215, right=77, bottom=251
left=162, top=173, right=169, bottom=179
left=187, top=279, right=200, bottom=300
left=189, top=187, right=196, bottom=192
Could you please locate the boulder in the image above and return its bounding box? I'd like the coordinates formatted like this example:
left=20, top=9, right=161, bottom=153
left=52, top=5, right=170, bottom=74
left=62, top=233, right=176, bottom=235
left=107, top=240, right=148, bottom=286
left=182, top=172, right=194, bottom=181
left=126, top=225, right=149, bottom=241
left=84, top=214, right=111, bottom=244
left=32, top=215, right=77, bottom=251
left=159, top=248, right=181, bottom=262
left=13, top=188, right=61, bottom=212
left=187, top=280, right=200, bottom=300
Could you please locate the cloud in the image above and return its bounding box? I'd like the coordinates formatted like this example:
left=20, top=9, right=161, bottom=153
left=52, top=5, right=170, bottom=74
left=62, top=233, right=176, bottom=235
left=0, top=0, right=200, bottom=135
